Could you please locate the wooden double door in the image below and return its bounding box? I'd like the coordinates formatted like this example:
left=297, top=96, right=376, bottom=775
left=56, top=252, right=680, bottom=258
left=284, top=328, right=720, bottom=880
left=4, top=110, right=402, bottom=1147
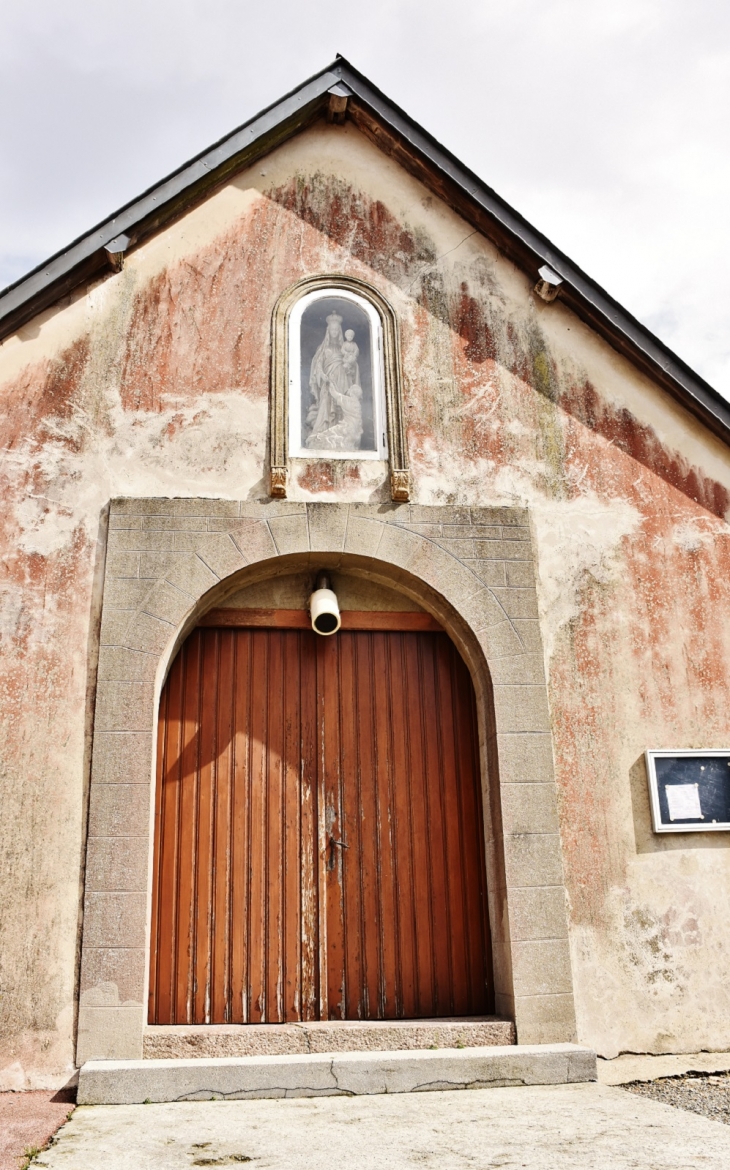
left=149, top=617, right=492, bottom=1025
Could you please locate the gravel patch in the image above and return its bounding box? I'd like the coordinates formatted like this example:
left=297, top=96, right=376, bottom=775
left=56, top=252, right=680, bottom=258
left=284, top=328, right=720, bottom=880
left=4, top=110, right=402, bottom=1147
left=624, top=1070, right=730, bottom=1125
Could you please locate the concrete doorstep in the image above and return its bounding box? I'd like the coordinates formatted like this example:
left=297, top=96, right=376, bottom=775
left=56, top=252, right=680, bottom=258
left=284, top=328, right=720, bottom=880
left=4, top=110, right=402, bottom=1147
left=144, top=1016, right=516, bottom=1058
left=78, top=1043, right=596, bottom=1104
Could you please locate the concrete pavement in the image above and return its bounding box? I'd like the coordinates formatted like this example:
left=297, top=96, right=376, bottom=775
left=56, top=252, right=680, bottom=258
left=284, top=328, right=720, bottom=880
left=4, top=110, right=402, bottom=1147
left=34, top=1083, right=730, bottom=1170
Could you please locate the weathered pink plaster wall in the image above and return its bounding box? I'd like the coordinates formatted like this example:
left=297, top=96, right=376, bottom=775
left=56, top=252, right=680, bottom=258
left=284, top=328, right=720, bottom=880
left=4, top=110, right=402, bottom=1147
left=1, top=121, right=729, bottom=1084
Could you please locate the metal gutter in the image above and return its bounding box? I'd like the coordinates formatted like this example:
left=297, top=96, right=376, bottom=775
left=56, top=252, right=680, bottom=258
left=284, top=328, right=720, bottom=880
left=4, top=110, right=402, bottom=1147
left=1, top=56, right=728, bottom=444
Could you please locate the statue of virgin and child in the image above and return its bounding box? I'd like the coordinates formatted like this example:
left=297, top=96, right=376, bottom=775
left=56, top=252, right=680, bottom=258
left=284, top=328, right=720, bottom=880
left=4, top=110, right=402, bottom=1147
left=305, top=311, right=364, bottom=450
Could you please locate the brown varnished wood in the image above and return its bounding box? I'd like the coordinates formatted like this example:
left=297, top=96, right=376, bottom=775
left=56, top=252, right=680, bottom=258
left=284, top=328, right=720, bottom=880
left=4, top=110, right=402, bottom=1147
left=321, top=633, right=346, bottom=1018
left=211, top=631, right=234, bottom=1022
left=299, top=634, right=319, bottom=1020
left=199, top=608, right=442, bottom=631
left=229, top=630, right=250, bottom=1023
left=149, top=624, right=493, bottom=1024
left=247, top=629, right=267, bottom=1022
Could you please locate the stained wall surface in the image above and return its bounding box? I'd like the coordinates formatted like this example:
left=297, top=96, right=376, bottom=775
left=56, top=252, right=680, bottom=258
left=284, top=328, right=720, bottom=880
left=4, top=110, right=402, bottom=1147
left=1, top=119, right=729, bottom=1085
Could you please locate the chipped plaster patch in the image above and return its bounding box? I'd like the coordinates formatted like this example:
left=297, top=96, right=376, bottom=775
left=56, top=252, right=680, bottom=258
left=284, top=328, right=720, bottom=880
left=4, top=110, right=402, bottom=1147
left=0, top=586, right=24, bottom=643
left=526, top=491, right=641, bottom=662
left=572, top=867, right=730, bottom=1058
left=0, top=1060, right=26, bottom=1091
left=2, top=390, right=267, bottom=558
left=486, top=464, right=641, bottom=663
left=414, top=438, right=641, bottom=663
left=413, top=437, right=497, bottom=506
left=673, top=523, right=705, bottom=554
left=287, top=458, right=388, bottom=502
left=670, top=516, right=730, bottom=554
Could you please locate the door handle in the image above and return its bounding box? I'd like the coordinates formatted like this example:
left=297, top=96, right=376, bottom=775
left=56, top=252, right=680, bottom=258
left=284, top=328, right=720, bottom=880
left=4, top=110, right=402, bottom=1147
left=328, top=836, right=349, bottom=869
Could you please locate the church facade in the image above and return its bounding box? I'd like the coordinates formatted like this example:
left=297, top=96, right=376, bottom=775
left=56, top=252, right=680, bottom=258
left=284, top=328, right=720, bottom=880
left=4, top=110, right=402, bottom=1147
left=1, top=60, right=729, bottom=1090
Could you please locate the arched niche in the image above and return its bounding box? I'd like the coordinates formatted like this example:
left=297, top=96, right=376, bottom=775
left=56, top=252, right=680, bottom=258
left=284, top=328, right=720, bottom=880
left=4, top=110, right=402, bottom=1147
left=269, top=276, right=409, bottom=501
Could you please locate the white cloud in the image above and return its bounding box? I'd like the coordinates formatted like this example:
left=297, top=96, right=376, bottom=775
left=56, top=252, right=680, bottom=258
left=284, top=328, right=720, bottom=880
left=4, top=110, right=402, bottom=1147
left=1, top=0, right=728, bottom=395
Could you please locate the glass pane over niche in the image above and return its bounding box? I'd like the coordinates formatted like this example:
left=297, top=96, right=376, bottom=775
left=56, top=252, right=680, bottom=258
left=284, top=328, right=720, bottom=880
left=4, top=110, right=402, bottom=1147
left=288, top=289, right=387, bottom=459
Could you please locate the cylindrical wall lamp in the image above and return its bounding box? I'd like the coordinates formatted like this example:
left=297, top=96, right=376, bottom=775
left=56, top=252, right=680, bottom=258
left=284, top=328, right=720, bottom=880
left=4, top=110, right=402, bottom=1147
left=309, top=572, right=341, bottom=635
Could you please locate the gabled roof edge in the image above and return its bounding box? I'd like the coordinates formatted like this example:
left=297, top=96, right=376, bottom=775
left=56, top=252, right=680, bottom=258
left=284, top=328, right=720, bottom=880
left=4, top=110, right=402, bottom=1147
left=0, top=62, right=341, bottom=337
left=1, top=56, right=728, bottom=446
left=335, top=60, right=730, bottom=445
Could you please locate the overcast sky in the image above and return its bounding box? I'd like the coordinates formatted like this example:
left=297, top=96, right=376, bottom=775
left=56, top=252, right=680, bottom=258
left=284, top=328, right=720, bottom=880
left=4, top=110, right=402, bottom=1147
left=2, top=0, right=728, bottom=397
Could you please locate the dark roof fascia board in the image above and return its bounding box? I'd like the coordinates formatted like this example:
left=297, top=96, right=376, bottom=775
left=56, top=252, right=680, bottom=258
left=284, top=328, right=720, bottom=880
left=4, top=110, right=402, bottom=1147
left=1, top=56, right=728, bottom=446
left=334, top=60, right=730, bottom=443
left=0, top=68, right=340, bottom=339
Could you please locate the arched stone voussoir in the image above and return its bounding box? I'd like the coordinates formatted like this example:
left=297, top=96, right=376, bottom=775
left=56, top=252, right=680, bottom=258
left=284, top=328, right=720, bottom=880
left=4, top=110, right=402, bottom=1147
left=454, top=584, right=511, bottom=635
left=371, top=518, right=424, bottom=572
left=137, top=549, right=219, bottom=599
left=172, top=531, right=248, bottom=580
left=265, top=511, right=311, bottom=556
left=389, top=533, right=485, bottom=610
left=213, top=517, right=278, bottom=565
left=306, top=502, right=351, bottom=552
left=476, top=619, right=530, bottom=663
left=343, top=512, right=389, bottom=558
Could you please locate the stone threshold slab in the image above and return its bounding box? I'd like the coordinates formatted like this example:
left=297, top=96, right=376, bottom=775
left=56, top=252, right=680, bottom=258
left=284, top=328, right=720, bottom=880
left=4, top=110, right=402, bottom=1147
left=78, top=1044, right=597, bottom=1104
left=144, top=1016, right=516, bottom=1058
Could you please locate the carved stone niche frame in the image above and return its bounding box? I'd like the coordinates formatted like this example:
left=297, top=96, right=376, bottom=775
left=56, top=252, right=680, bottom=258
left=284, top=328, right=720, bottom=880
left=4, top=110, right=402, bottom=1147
left=269, top=275, right=409, bottom=501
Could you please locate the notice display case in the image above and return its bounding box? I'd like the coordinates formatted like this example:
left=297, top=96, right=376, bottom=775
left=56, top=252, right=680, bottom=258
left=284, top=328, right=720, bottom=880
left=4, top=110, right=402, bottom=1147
left=646, top=750, right=730, bottom=833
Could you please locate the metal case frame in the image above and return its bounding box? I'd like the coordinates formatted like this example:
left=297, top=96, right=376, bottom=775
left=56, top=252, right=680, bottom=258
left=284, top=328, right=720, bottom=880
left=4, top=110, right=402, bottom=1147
left=645, top=749, right=730, bottom=833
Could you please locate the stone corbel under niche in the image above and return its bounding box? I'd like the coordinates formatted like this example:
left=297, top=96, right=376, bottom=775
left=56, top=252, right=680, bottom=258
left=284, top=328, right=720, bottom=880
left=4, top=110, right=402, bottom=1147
left=270, top=465, right=288, bottom=498
left=269, top=274, right=410, bottom=502
left=390, top=468, right=410, bottom=502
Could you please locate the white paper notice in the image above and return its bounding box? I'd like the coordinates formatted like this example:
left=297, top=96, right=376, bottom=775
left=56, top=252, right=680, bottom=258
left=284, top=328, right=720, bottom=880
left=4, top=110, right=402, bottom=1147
left=666, top=783, right=702, bottom=821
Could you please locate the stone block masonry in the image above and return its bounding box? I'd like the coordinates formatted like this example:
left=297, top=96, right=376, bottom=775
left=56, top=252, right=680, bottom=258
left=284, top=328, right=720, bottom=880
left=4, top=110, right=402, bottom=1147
left=77, top=499, right=574, bottom=1065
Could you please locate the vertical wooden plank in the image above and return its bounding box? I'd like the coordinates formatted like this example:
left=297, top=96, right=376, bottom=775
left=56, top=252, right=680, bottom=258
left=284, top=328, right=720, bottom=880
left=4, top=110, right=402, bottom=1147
left=265, top=630, right=284, bottom=1022
left=230, top=630, right=251, bottom=1023
left=161, top=651, right=186, bottom=1022
left=280, top=631, right=305, bottom=1021
left=191, top=630, right=217, bottom=1022
left=429, top=634, right=463, bottom=1015
left=339, top=627, right=367, bottom=1020
left=299, top=631, right=319, bottom=1020
left=400, top=632, right=438, bottom=1017
left=147, top=669, right=171, bottom=1024
left=320, top=634, right=346, bottom=1019
left=370, top=631, right=402, bottom=1018
left=424, top=631, right=452, bottom=1017
left=442, top=641, right=477, bottom=1015
left=211, top=630, right=235, bottom=1021
left=176, top=632, right=203, bottom=1023
left=247, top=630, right=268, bottom=1023
left=451, top=644, right=492, bottom=1013
left=352, top=633, right=380, bottom=1020
left=386, top=636, right=418, bottom=1020
left=315, top=633, right=328, bottom=1021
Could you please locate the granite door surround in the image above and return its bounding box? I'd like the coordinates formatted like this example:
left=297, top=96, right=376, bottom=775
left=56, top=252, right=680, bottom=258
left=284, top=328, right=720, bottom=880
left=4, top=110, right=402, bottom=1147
left=77, top=499, right=576, bottom=1065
